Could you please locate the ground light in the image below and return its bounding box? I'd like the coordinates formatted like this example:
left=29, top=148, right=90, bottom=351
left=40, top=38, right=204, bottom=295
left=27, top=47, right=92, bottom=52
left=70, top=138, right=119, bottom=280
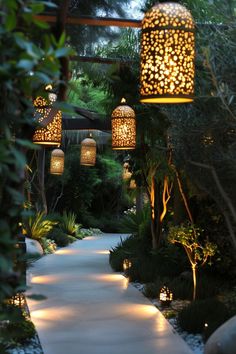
left=111, top=98, right=136, bottom=150
left=159, top=285, right=173, bottom=306
left=140, top=2, right=195, bottom=103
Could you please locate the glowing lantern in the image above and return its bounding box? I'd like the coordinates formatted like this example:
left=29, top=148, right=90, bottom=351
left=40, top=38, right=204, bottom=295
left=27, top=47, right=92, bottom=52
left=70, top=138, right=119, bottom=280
left=9, top=292, right=26, bottom=308
left=123, top=258, right=132, bottom=272
left=111, top=98, right=136, bottom=150
left=50, top=149, right=64, bottom=175
left=123, top=162, right=132, bottom=180
left=33, top=86, right=62, bottom=145
left=140, top=2, right=195, bottom=104
left=129, top=179, right=136, bottom=189
left=159, top=286, right=173, bottom=306
left=80, top=137, right=96, bottom=166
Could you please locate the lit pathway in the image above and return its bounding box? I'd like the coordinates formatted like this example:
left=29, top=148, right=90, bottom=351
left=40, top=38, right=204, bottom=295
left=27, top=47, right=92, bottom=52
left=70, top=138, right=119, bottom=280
left=27, top=234, right=193, bottom=354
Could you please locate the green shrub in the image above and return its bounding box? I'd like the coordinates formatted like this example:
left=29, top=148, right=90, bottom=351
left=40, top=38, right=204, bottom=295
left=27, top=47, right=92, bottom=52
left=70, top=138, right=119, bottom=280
left=40, top=238, right=57, bottom=254
left=23, top=211, right=57, bottom=240
left=109, top=235, right=140, bottom=272
left=60, top=211, right=78, bottom=236
left=47, top=228, right=71, bottom=247
left=1, top=318, right=35, bottom=344
left=177, top=298, right=230, bottom=339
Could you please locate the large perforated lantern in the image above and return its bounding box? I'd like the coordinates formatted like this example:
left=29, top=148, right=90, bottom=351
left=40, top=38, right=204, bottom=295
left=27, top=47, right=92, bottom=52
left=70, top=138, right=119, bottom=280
left=33, top=87, right=62, bottom=145
left=111, top=98, right=136, bottom=150
left=140, top=2, right=195, bottom=104
left=80, top=137, right=96, bottom=166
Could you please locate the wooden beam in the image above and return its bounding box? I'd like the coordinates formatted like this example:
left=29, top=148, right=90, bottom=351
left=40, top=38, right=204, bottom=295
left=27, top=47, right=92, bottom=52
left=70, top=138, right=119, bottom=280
left=70, top=55, right=136, bottom=64
left=62, top=117, right=111, bottom=131
left=35, top=14, right=141, bottom=28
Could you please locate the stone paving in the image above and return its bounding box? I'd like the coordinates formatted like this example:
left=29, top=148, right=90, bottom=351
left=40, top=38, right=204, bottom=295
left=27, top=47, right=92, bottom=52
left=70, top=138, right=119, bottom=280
left=27, top=234, right=194, bottom=354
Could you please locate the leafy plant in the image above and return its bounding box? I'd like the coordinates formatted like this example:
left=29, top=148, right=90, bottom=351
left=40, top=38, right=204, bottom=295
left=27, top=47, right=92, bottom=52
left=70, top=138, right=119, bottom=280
left=40, top=238, right=57, bottom=254
left=177, top=298, right=230, bottom=340
left=23, top=212, right=57, bottom=240
left=47, top=228, right=71, bottom=247
left=60, top=211, right=78, bottom=236
left=168, top=223, right=217, bottom=300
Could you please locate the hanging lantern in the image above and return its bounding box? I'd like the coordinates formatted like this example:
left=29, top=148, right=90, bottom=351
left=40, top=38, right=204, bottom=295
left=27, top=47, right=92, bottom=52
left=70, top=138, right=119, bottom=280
left=33, top=86, right=62, bottom=146
left=129, top=179, right=136, bottom=189
left=50, top=149, right=64, bottom=175
left=111, top=98, right=136, bottom=150
left=80, top=137, right=96, bottom=166
left=140, top=2, right=195, bottom=104
left=123, top=162, right=132, bottom=180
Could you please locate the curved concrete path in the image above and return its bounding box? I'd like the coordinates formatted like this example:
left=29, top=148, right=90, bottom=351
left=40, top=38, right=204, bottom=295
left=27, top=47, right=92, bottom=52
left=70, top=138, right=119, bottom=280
left=27, top=234, right=193, bottom=354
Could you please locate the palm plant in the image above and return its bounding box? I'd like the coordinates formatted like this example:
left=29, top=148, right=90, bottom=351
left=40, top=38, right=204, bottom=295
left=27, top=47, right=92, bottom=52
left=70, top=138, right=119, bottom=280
left=60, top=211, right=78, bottom=236
left=24, top=212, right=57, bottom=240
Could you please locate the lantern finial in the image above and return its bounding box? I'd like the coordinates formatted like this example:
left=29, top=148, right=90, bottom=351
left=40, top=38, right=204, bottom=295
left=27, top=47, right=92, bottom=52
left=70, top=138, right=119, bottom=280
left=121, top=97, right=126, bottom=104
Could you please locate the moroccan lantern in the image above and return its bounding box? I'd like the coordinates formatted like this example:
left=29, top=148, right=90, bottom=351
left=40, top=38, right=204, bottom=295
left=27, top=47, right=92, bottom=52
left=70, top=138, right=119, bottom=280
left=123, top=258, right=132, bottom=272
left=140, top=2, right=195, bottom=103
left=111, top=98, right=136, bottom=150
left=80, top=137, right=96, bottom=166
left=33, top=87, right=62, bottom=146
left=50, top=149, right=64, bottom=175
left=159, top=285, right=173, bottom=306
left=123, top=162, right=132, bottom=180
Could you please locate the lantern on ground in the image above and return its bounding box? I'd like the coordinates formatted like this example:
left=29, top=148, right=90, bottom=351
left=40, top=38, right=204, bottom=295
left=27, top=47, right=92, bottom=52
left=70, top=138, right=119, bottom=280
left=33, top=86, right=62, bottom=146
left=159, top=285, right=173, bottom=306
left=111, top=98, right=136, bottom=150
left=50, top=148, right=64, bottom=175
left=129, top=179, right=136, bottom=189
left=123, top=258, right=132, bottom=272
left=9, top=292, right=26, bottom=308
left=80, top=137, right=96, bottom=166
left=140, top=2, right=195, bottom=104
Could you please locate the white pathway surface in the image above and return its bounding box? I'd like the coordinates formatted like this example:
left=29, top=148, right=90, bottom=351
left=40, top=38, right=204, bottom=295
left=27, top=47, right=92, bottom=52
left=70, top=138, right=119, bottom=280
left=27, top=234, right=194, bottom=354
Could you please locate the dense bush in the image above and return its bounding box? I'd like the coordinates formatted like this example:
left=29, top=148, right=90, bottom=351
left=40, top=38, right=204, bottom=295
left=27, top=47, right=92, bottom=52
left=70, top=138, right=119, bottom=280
left=1, top=318, right=35, bottom=344
left=47, top=228, right=72, bottom=247
left=177, top=298, right=230, bottom=340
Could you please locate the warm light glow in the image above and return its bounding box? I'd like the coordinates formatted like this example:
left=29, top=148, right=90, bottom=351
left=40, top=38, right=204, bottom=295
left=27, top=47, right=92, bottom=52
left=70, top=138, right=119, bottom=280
left=95, top=250, right=110, bottom=255
left=140, top=2, right=195, bottom=104
left=123, top=258, right=132, bottom=271
left=91, top=274, right=124, bottom=282
left=50, top=148, right=64, bottom=175
left=80, top=137, right=96, bottom=166
left=31, top=275, right=61, bottom=284
left=112, top=102, right=136, bottom=150
left=33, top=94, right=62, bottom=145
left=55, top=249, right=79, bottom=255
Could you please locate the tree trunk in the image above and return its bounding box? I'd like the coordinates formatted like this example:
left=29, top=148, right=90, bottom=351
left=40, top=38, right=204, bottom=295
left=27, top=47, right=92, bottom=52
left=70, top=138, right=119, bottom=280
left=37, top=148, right=47, bottom=214
left=150, top=179, right=162, bottom=250
left=192, top=264, right=197, bottom=301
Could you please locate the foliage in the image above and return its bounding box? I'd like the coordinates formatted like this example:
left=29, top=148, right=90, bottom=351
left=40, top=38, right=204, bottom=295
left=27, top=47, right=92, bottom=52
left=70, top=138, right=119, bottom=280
left=0, top=0, right=71, bottom=305
left=168, top=223, right=217, bottom=300
left=177, top=298, right=230, bottom=340
left=46, top=228, right=72, bottom=247
left=121, top=203, right=151, bottom=241
left=59, top=211, right=78, bottom=236
left=23, top=211, right=57, bottom=240
left=40, top=237, right=57, bottom=254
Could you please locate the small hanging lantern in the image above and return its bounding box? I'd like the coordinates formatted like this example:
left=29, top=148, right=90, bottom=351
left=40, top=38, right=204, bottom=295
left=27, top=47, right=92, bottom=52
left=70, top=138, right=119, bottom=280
left=50, top=148, right=64, bottom=175
left=123, top=162, right=132, bottom=180
left=140, top=2, right=195, bottom=104
left=33, top=86, right=62, bottom=146
left=80, top=136, right=96, bottom=166
left=159, top=285, right=173, bottom=306
left=111, top=98, right=136, bottom=150
left=129, top=179, right=136, bottom=189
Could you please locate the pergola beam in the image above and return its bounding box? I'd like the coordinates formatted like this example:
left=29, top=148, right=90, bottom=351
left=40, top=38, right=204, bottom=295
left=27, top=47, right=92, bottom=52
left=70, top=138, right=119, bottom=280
left=35, top=15, right=141, bottom=28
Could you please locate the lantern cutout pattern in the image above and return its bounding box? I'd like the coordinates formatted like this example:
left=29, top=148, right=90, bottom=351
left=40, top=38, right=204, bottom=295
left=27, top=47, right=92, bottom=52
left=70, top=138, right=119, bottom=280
left=140, top=2, right=195, bottom=104
left=80, top=137, right=97, bottom=166
left=50, top=149, right=64, bottom=175
left=159, top=286, right=173, bottom=306
left=111, top=98, right=136, bottom=150
left=33, top=87, right=62, bottom=145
